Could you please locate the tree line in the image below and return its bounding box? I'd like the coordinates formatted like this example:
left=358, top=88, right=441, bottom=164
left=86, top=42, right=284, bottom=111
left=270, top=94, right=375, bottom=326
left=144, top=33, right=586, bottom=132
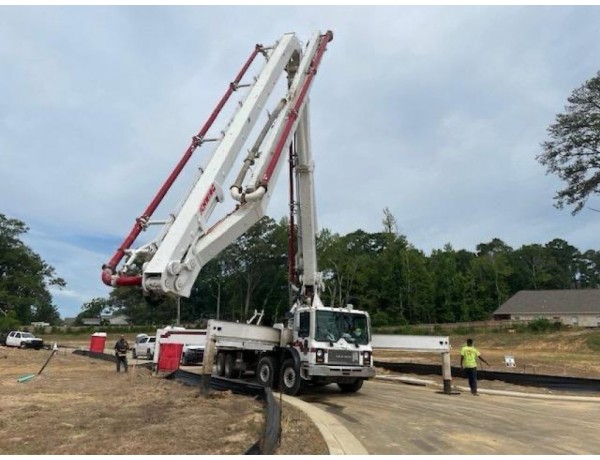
left=0, top=214, right=64, bottom=329
left=2, top=210, right=600, bottom=329
left=81, top=209, right=600, bottom=327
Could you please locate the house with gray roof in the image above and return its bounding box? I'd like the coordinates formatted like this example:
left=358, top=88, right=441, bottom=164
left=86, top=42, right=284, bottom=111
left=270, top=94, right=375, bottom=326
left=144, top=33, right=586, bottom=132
left=103, top=314, right=130, bottom=326
left=493, top=290, right=600, bottom=327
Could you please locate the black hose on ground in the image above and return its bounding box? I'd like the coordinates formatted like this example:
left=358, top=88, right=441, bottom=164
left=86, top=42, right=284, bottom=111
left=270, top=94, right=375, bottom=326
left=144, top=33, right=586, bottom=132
left=374, top=360, right=600, bottom=393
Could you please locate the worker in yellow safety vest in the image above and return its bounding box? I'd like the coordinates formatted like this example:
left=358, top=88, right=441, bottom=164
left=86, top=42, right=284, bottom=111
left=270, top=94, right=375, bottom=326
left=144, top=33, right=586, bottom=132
left=460, top=338, right=489, bottom=396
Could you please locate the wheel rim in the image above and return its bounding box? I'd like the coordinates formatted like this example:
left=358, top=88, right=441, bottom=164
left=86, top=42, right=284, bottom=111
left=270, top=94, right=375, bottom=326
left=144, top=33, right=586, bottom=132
left=283, top=367, right=296, bottom=388
left=259, top=364, right=271, bottom=383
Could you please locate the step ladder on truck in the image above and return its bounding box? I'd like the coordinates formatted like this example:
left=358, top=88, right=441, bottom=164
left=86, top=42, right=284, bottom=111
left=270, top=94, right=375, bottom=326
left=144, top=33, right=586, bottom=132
left=101, top=30, right=376, bottom=396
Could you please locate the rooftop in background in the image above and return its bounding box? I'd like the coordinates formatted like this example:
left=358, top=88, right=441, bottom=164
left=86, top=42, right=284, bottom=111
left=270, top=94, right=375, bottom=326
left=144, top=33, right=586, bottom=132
left=494, top=290, right=600, bottom=316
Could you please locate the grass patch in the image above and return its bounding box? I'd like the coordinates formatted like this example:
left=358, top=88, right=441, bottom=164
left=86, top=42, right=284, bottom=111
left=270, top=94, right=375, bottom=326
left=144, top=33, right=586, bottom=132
left=586, top=332, right=600, bottom=352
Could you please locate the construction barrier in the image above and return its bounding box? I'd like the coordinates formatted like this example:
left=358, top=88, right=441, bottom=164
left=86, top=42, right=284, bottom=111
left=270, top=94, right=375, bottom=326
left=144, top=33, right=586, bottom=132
left=157, top=343, right=183, bottom=372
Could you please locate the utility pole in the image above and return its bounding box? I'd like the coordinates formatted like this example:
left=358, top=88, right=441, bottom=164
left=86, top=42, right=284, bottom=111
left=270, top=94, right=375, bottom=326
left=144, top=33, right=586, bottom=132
left=177, top=297, right=181, bottom=326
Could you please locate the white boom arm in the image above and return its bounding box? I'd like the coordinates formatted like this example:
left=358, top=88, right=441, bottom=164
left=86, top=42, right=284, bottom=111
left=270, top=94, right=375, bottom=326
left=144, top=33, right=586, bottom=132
left=105, top=31, right=333, bottom=302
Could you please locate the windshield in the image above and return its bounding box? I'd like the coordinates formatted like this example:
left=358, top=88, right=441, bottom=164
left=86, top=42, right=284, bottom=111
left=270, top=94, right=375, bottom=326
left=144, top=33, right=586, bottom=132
left=314, top=311, right=369, bottom=345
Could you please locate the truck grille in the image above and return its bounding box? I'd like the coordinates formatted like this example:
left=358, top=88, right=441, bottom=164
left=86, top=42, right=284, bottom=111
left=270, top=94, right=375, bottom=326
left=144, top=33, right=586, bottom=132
left=328, top=349, right=359, bottom=365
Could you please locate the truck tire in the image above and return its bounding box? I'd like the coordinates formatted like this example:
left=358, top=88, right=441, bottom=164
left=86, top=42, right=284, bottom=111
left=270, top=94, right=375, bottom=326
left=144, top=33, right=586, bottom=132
left=338, top=378, right=364, bottom=393
left=19, top=342, right=26, bottom=349
left=216, top=352, right=226, bottom=377
left=256, top=356, right=277, bottom=388
left=279, top=358, right=303, bottom=396
left=224, top=353, right=238, bottom=379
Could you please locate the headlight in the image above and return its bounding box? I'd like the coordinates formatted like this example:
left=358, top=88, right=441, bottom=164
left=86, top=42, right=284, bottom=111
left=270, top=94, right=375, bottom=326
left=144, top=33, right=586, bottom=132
left=363, top=351, right=371, bottom=365
left=315, top=348, right=325, bottom=363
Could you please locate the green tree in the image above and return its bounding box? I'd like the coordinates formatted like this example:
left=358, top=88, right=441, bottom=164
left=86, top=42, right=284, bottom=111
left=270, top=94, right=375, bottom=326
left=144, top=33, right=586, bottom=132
left=430, top=244, right=466, bottom=323
left=0, top=214, right=65, bottom=324
left=544, top=238, right=580, bottom=289
left=510, top=244, right=553, bottom=290
left=219, top=217, right=288, bottom=321
left=0, top=310, right=20, bottom=331
left=577, top=249, right=600, bottom=288
left=79, top=297, right=114, bottom=319
left=472, top=238, right=514, bottom=317
left=537, top=70, right=600, bottom=214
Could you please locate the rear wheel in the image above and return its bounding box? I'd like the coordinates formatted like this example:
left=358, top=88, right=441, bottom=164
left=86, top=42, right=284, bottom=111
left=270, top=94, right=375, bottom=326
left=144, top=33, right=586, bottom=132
left=224, top=353, right=236, bottom=379
left=216, top=352, right=226, bottom=376
left=338, top=378, right=364, bottom=393
left=279, top=358, right=303, bottom=396
left=256, top=356, right=277, bottom=388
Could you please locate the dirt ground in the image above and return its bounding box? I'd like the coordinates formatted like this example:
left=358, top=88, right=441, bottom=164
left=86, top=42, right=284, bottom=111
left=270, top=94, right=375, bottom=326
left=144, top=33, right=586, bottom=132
left=0, top=345, right=328, bottom=455
left=3, top=329, right=597, bottom=455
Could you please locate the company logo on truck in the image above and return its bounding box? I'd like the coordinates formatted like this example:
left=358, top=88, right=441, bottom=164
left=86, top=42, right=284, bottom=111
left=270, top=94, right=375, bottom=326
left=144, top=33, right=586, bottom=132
left=199, top=183, right=217, bottom=215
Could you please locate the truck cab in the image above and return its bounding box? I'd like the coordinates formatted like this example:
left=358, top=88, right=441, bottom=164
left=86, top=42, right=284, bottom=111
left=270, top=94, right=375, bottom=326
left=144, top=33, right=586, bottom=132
left=291, top=306, right=375, bottom=392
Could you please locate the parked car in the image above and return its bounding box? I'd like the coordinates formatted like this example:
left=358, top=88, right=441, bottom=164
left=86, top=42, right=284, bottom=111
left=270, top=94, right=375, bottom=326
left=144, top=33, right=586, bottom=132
left=5, top=331, right=44, bottom=349
left=181, top=344, right=204, bottom=365
left=133, top=334, right=156, bottom=359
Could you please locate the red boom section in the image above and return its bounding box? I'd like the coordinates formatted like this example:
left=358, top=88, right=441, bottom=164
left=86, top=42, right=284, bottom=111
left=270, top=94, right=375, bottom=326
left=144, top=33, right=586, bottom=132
left=261, top=30, right=333, bottom=187
left=102, top=45, right=263, bottom=287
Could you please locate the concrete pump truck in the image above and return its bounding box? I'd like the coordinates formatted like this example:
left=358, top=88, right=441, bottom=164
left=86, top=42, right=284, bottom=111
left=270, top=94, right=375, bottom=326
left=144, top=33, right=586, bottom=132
left=101, top=31, right=376, bottom=395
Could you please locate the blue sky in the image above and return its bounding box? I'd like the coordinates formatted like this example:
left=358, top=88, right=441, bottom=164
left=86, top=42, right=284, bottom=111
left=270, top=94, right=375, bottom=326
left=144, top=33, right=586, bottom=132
left=2, top=6, right=600, bottom=319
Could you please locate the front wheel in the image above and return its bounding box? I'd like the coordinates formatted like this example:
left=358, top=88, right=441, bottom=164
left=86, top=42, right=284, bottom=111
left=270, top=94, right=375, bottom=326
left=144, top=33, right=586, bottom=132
left=338, top=378, right=364, bottom=393
left=279, top=358, right=303, bottom=396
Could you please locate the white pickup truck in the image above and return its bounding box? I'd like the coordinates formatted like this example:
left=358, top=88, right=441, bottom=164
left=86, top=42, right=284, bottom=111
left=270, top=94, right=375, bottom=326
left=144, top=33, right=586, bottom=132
left=6, top=331, right=44, bottom=349
left=132, top=334, right=156, bottom=359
